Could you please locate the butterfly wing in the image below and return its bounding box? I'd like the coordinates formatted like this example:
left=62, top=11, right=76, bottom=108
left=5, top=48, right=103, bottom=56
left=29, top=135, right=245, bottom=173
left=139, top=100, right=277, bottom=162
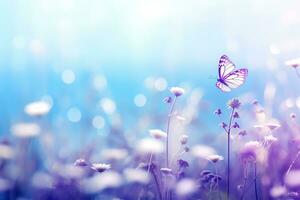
left=216, top=55, right=248, bottom=92
left=219, top=55, right=235, bottom=79
left=224, top=68, right=248, bottom=89
left=216, top=81, right=231, bottom=92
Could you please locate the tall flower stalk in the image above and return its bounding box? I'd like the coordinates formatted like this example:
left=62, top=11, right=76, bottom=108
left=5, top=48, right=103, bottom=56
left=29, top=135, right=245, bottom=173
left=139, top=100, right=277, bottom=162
left=142, top=129, right=167, bottom=200
left=164, top=87, right=184, bottom=200
left=166, top=96, right=177, bottom=167
left=166, top=87, right=184, bottom=167
left=240, top=140, right=264, bottom=200
left=219, top=98, right=241, bottom=200
left=207, top=155, right=224, bottom=200
left=226, top=108, right=235, bottom=200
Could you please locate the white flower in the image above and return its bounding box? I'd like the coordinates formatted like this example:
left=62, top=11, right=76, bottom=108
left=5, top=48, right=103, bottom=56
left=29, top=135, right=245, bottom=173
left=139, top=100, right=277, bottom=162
left=91, top=163, right=111, bottom=173
left=266, top=122, right=281, bottom=131
left=11, top=123, right=40, bottom=138
left=170, top=87, right=185, bottom=97
left=207, top=154, right=224, bottom=163
left=270, top=185, right=286, bottom=198
left=82, top=171, right=122, bottom=193
left=285, top=170, right=300, bottom=187
left=254, top=120, right=281, bottom=132
left=191, top=145, right=216, bottom=159
left=253, top=125, right=265, bottom=130
left=52, top=163, right=85, bottom=178
left=0, top=144, right=15, bottom=159
left=176, top=116, right=186, bottom=121
left=160, top=168, right=172, bottom=175
left=180, top=135, right=188, bottom=145
left=101, top=148, right=128, bottom=161
left=285, top=58, right=300, bottom=68
left=136, top=138, right=164, bottom=154
left=264, top=135, right=278, bottom=143
left=245, top=141, right=260, bottom=148
left=149, top=129, right=167, bottom=139
left=240, top=141, right=260, bottom=161
left=176, top=178, right=197, bottom=196
left=24, top=101, right=51, bottom=116
left=290, top=113, right=297, bottom=119
left=123, top=168, right=150, bottom=184
left=74, top=159, right=88, bottom=167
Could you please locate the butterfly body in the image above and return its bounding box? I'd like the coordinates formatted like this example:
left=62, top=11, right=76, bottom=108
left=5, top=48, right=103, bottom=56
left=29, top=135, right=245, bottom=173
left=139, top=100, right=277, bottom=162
left=216, top=55, right=248, bottom=92
left=217, top=78, right=229, bottom=86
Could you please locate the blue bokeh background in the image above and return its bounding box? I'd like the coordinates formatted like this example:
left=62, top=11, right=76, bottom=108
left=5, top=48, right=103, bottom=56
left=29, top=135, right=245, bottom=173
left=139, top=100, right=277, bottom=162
left=0, top=0, right=300, bottom=140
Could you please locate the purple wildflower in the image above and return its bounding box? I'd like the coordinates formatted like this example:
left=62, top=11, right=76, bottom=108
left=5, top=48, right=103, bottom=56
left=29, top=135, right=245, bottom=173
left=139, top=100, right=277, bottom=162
left=180, top=135, right=188, bottom=145
left=177, top=171, right=186, bottom=180
left=149, top=129, right=167, bottom=139
left=91, top=163, right=111, bottom=173
left=207, top=155, right=224, bottom=163
left=163, top=96, right=173, bottom=103
left=290, top=113, right=296, bottom=119
left=177, top=159, right=189, bottom=168
left=220, top=122, right=227, bottom=129
left=233, top=111, right=239, bottom=118
left=228, top=98, right=241, bottom=109
left=200, top=170, right=212, bottom=177
left=252, top=99, right=259, bottom=105
left=232, top=122, right=240, bottom=129
left=213, top=175, right=222, bottom=183
left=240, top=141, right=260, bottom=162
left=184, top=146, right=190, bottom=152
left=200, top=170, right=221, bottom=188
left=74, top=159, right=88, bottom=167
left=237, top=184, right=244, bottom=192
left=238, top=130, right=247, bottom=136
left=170, top=87, right=185, bottom=97
left=0, top=140, right=11, bottom=146
left=288, top=192, right=299, bottom=198
left=214, top=109, right=222, bottom=115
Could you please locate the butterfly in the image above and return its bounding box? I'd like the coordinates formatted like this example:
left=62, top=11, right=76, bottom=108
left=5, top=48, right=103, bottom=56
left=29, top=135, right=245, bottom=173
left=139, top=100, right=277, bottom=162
left=216, top=55, right=248, bottom=92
